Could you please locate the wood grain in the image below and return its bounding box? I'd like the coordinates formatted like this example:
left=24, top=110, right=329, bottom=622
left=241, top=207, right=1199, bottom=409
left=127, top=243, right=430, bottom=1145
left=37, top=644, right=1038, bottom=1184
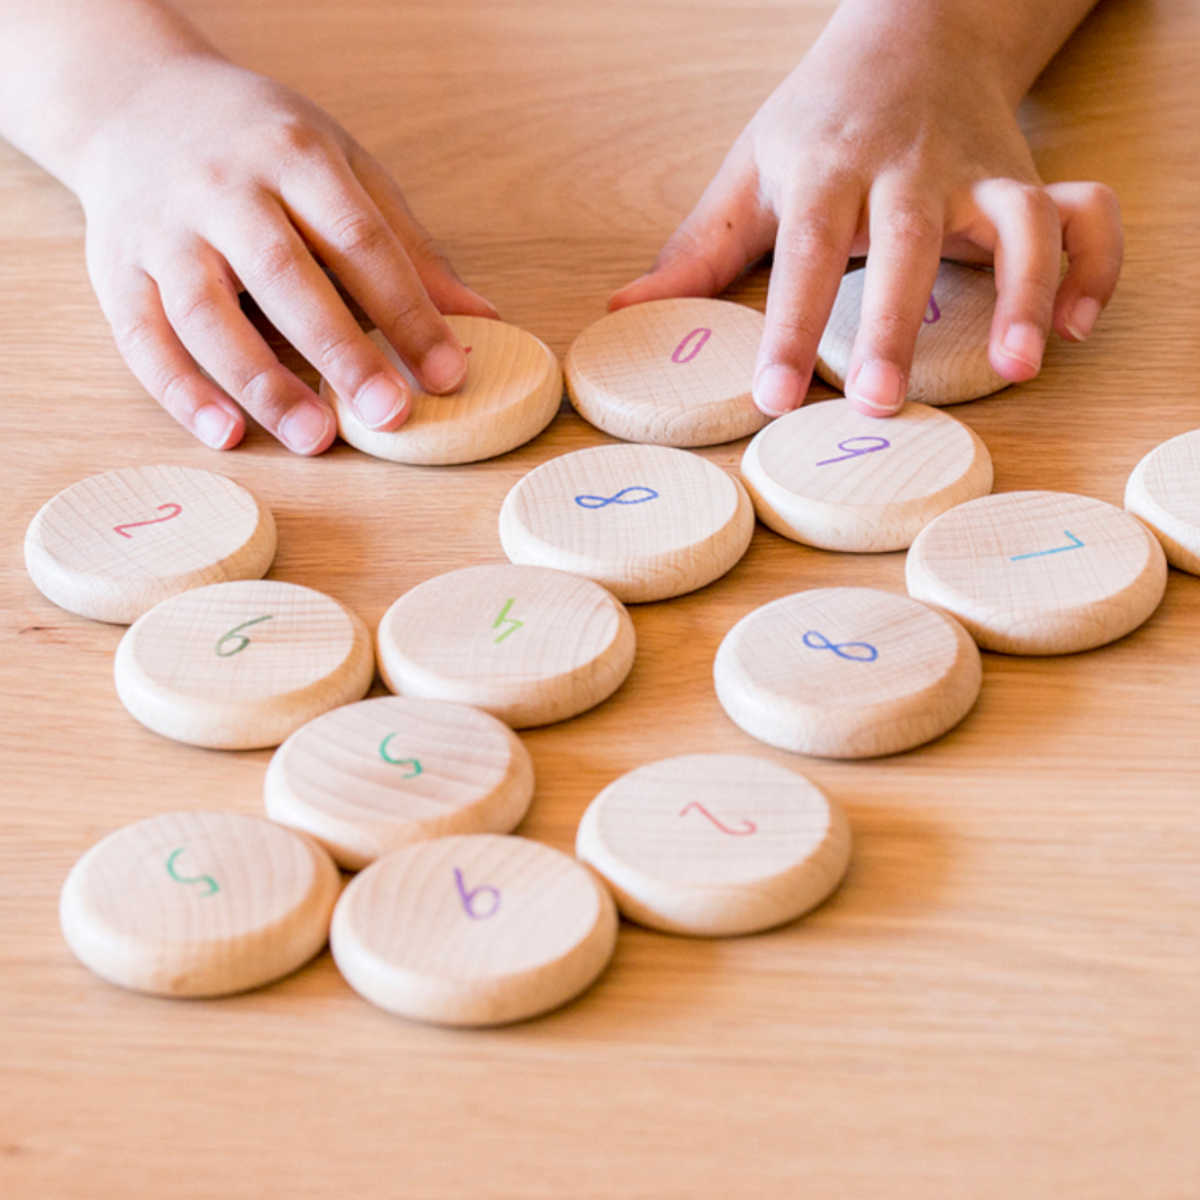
left=740, top=397, right=993, bottom=551
left=322, top=318, right=562, bottom=464
left=330, top=834, right=618, bottom=1026
left=714, top=586, right=983, bottom=757
left=906, top=490, right=1168, bottom=653
left=816, top=261, right=1009, bottom=404
left=4, top=0, right=1200, bottom=1196
left=1125, top=426, right=1200, bottom=574
left=575, top=753, right=851, bottom=935
left=565, top=297, right=768, bottom=445
left=498, top=443, right=755, bottom=601
left=23, top=463, right=276, bottom=622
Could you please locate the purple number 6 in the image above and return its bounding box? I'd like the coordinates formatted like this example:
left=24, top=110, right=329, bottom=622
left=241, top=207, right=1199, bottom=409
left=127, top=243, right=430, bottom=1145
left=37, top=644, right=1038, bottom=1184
left=453, top=867, right=501, bottom=920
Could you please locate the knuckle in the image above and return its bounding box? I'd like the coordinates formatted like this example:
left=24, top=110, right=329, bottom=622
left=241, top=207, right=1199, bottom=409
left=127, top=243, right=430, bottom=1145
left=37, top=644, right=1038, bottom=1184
left=382, top=295, right=436, bottom=343
left=157, top=368, right=198, bottom=413
left=111, top=312, right=159, bottom=360
left=313, top=329, right=373, bottom=383
left=264, top=113, right=328, bottom=162
left=163, top=280, right=226, bottom=329
left=767, top=311, right=825, bottom=351
left=775, top=217, right=842, bottom=262
left=1012, top=183, right=1057, bottom=225
left=877, top=206, right=940, bottom=248
left=245, top=237, right=299, bottom=289
left=326, top=210, right=390, bottom=259
left=238, top=363, right=290, bottom=417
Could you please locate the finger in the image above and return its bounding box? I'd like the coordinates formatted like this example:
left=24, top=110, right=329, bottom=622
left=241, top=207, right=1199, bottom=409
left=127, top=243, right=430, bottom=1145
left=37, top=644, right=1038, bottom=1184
left=349, top=148, right=499, bottom=319
left=752, top=181, right=861, bottom=416
left=973, top=179, right=1063, bottom=382
left=609, top=139, right=775, bottom=309
left=1045, top=181, right=1123, bottom=342
left=844, top=181, right=944, bottom=416
left=100, top=268, right=246, bottom=450
left=278, top=165, right=470, bottom=397
left=152, top=242, right=339, bottom=455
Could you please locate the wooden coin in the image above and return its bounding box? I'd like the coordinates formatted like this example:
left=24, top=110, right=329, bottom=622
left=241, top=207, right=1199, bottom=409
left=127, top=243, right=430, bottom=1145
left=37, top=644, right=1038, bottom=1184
left=59, top=810, right=339, bottom=998
left=23, top=464, right=276, bottom=624
left=321, top=317, right=562, bottom=464
left=575, top=754, right=851, bottom=937
left=815, top=262, right=1008, bottom=405
left=906, top=490, right=1168, bottom=654
left=376, top=563, right=635, bottom=728
left=330, top=834, right=618, bottom=1026
left=265, top=696, right=535, bottom=870
left=1125, top=428, right=1200, bottom=574
left=713, top=586, right=981, bottom=758
left=498, top=443, right=755, bottom=602
left=565, top=298, right=768, bottom=446
left=740, top=398, right=993, bottom=551
left=114, top=579, right=375, bottom=749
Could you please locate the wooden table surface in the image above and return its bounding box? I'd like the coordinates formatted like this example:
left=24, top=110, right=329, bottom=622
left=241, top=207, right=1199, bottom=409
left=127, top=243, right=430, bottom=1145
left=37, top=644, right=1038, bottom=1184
left=3, top=2, right=1198, bottom=1195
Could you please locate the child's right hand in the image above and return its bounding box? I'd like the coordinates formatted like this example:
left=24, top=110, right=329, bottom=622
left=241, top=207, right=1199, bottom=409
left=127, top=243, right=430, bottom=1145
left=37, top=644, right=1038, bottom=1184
left=74, top=54, right=496, bottom=453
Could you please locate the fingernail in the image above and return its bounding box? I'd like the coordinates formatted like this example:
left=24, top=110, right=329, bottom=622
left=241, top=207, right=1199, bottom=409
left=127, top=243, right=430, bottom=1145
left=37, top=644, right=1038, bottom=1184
left=194, top=403, right=236, bottom=449
left=421, top=342, right=469, bottom=394
left=353, top=375, right=409, bottom=429
left=1000, top=322, right=1044, bottom=371
left=753, top=364, right=805, bottom=416
left=1065, top=297, right=1101, bottom=342
left=847, top=359, right=905, bottom=415
left=280, top=401, right=332, bottom=453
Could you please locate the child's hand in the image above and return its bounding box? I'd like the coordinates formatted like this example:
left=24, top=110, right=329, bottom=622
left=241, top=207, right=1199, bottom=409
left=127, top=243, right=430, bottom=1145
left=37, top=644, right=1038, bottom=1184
left=75, top=55, right=495, bottom=452
left=610, top=1, right=1122, bottom=418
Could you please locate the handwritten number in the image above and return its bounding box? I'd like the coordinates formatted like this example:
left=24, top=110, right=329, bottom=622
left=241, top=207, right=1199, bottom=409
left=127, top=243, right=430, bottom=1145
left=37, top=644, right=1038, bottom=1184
left=802, top=629, right=879, bottom=663
left=453, top=867, right=501, bottom=920
left=679, top=802, right=757, bottom=836
left=574, top=486, right=660, bottom=509
left=165, top=847, right=219, bottom=896
left=492, top=598, right=523, bottom=644
left=113, top=502, right=183, bottom=539
left=215, top=614, right=273, bottom=657
left=923, top=295, right=941, bottom=324
left=1009, top=530, right=1085, bottom=562
left=815, top=436, right=891, bottom=467
left=671, top=327, right=712, bottom=364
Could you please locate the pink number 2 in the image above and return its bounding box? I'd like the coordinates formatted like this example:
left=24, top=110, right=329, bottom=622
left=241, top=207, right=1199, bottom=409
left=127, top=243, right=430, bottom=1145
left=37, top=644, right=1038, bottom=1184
left=113, top=502, right=183, bottom=539
left=679, top=801, right=757, bottom=836
left=671, top=327, right=712, bottom=364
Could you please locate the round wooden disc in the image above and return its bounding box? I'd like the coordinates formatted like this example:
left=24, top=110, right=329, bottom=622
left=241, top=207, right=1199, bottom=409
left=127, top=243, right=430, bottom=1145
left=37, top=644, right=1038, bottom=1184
left=60, top=810, right=339, bottom=997
left=330, top=834, right=618, bottom=1026
left=498, top=443, right=755, bottom=602
left=265, top=696, right=535, bottom=870
left=815, top=262, right=1008, bottom=405
left=376, top=563, right=635, bottom=728
left=115, top=579, right=375, bottom=749
left=714, top=586, right=982, bottom=758
left=1125, top=428, right=1200, bottom=574
left=575, top=754, right=851, bottom=936
left=740, top=398, right=993, bottom=551
left=564, top=298, right=768, bottom=446
left=906, top=490, right=1168, bottom=654
left=23, top=464, right=276, bottom=624
left=321, top=317, right=562, bottom=465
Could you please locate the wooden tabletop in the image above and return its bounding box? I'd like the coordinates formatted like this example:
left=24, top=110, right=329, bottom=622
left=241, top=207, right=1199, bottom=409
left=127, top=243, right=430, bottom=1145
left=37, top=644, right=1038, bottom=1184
left=3, top=1, right=1198, bottom=1195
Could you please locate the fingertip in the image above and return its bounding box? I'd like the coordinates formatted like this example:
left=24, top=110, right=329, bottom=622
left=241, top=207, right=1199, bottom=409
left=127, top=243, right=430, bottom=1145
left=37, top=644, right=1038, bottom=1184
left=419, top=342, right=470, bottom=395
left=193, top=402, right=244, bottom=451
left=608, top=276, right=653, bottom=311
left=1062, top=295, right=1101, bottom=343
left=845, top=359, right=906, bottom=417
left=753, top=363, right=807, bottom=417
left=279, top=400, right=338, bottom=456
left=352, top=374, right=411, bottom=431
left=991, top=321, right=1045, bottom=381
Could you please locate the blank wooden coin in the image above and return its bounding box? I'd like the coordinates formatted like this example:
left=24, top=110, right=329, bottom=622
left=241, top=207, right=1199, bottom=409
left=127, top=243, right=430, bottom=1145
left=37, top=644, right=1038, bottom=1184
left=265, top=696, right=535, bottom=870
left=376, top=563, right=635, bottom=727
left=321, top=317, right=562, bottom=464
left=906, top=490, right=1168, bottom=654
left=330, top=834, right=618, bottom=1026
left=741, top=398, right=993, bottom=551
left=565, top=298, right=768, bottom=446
left=815, top=262, right=1008, bottom=405
left=498, top=443, right=755, bottom=602
left=115, top=579, right=375, bottom=749
left=60, top=810, right=339, bottom=998
left=714, top=586, right=981, bottom=758
left=575, top=754, right=851, bottom=937
left=1125, top=428, right=1200, bottom=574
left=23, top=464, right=276, bottom=623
